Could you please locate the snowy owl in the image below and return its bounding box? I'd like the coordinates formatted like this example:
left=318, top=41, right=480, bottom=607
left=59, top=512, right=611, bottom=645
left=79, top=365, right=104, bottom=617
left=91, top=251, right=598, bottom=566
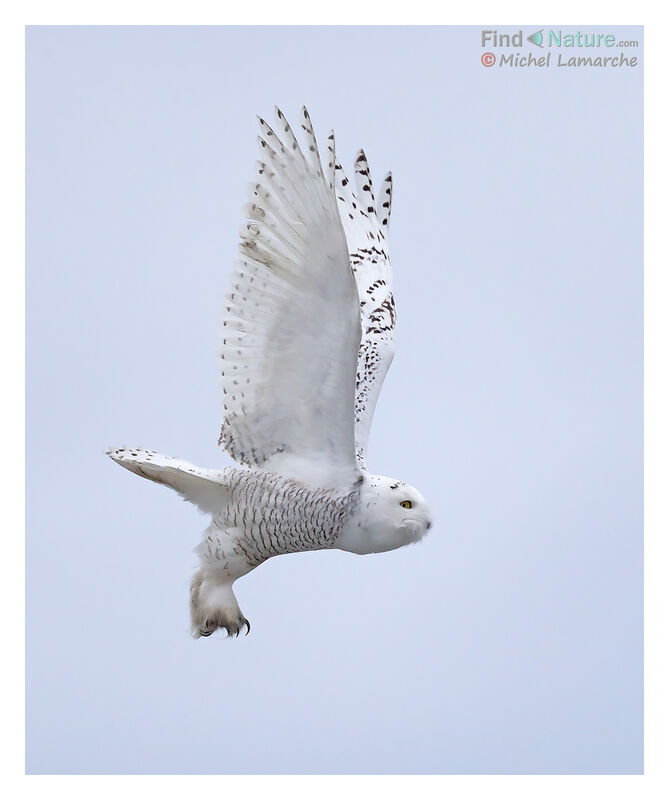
left=108, top=107, right=432, bottom=638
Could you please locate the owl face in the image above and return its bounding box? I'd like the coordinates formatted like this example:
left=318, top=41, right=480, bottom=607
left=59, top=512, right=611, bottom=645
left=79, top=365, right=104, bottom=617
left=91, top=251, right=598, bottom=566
left=376, top=475, right=432, bottom=543
left=337, top=474, right=433, bottom=555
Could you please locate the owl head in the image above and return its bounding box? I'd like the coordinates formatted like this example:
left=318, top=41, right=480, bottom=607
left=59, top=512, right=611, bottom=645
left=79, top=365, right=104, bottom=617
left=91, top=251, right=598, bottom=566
left=338, top=474, right=433, bottom=555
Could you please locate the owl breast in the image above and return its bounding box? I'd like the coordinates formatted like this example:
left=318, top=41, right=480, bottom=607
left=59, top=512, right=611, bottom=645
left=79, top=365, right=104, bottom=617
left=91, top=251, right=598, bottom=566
left=213, top=469, right=362, bottom=566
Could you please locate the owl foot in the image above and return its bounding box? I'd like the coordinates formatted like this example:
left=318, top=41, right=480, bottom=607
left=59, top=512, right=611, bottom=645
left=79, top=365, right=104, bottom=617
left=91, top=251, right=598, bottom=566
left=190, top=567, right=250, bottom=639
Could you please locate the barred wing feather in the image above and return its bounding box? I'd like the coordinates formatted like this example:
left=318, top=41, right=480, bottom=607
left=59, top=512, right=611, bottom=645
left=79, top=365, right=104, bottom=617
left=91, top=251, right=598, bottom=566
left=335, top=150, right=396, bottom=467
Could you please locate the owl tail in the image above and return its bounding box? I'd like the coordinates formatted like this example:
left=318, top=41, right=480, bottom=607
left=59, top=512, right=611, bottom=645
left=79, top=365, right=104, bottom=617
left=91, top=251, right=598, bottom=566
left=106, top=447, right=229, bottom=515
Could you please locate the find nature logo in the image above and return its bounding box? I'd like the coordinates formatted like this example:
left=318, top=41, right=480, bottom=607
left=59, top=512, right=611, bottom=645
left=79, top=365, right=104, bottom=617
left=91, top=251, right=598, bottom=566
left=480, top=28, right=639, bottom=69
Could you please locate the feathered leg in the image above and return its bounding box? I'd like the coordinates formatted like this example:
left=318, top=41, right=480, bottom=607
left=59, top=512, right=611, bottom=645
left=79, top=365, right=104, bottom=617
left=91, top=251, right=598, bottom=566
left=190, top=524, right=259, bottom=638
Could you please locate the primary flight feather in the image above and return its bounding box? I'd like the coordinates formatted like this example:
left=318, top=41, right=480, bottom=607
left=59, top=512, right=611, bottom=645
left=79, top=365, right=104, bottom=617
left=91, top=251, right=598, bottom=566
left=108, top=107, right=432, bottom=638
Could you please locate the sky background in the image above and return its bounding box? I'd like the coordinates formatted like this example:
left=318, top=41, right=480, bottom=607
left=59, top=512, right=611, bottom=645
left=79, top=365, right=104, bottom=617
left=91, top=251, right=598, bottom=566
left=26, top=26, right=643, bottom=774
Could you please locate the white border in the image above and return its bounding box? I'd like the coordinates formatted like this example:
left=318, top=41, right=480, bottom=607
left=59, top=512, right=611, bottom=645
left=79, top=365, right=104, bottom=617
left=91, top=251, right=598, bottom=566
left=7, top=2, right=666, bottom=797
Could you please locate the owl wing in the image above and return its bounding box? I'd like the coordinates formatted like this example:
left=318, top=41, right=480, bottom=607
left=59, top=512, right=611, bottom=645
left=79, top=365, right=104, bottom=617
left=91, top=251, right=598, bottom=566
left=218, top=108, right=362, bottom=489
left=334, top=151, right=396, bottom=467
left=107, top=448, right=230, bottom=514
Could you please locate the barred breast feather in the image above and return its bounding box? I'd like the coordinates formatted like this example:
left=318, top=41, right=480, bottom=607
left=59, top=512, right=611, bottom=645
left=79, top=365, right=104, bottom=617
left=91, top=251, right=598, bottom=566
left=202, top=468, right=362, bottom=567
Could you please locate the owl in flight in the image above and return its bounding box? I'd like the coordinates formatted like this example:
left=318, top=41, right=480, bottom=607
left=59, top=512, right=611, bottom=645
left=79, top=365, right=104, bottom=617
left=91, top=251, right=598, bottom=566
left=108, top=107, right=432, bottom=638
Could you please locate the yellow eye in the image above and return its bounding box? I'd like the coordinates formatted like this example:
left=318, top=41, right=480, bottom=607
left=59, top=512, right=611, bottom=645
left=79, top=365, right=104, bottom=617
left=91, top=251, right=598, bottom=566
left=400, top=500, right=412, bottom=509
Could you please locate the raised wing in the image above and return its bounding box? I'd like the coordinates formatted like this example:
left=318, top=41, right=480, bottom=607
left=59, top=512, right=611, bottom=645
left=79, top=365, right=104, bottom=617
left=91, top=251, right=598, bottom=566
left=218, top=108, right=362, bottom=488
left=334, top=150, right=396, bottom=467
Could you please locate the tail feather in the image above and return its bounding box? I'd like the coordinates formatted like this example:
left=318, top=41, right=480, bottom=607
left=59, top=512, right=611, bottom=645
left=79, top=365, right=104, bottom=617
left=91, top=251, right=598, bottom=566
left=106, top=447, right=230, bottom=514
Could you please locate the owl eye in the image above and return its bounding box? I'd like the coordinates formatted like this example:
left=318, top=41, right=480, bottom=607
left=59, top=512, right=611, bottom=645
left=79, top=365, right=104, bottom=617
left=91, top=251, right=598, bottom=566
left=400, top=500, right=412, bottom=509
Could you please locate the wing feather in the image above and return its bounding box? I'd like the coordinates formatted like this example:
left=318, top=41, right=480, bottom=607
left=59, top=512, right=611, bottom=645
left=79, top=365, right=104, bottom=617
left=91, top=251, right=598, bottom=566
left=218, top=109, right=362, bottom=488
left=335, top=149, right=396, bottom=467
left=107, top=448, right=229, bottom=514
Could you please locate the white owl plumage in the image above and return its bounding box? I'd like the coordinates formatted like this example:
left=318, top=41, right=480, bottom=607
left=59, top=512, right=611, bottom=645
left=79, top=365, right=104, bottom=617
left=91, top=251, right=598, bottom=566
left=108, top=107, right=432, bottom=637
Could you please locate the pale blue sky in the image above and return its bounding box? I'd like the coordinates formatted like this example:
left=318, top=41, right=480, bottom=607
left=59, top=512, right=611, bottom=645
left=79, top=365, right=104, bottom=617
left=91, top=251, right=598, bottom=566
left=26, top=25, right=643, bottom=774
